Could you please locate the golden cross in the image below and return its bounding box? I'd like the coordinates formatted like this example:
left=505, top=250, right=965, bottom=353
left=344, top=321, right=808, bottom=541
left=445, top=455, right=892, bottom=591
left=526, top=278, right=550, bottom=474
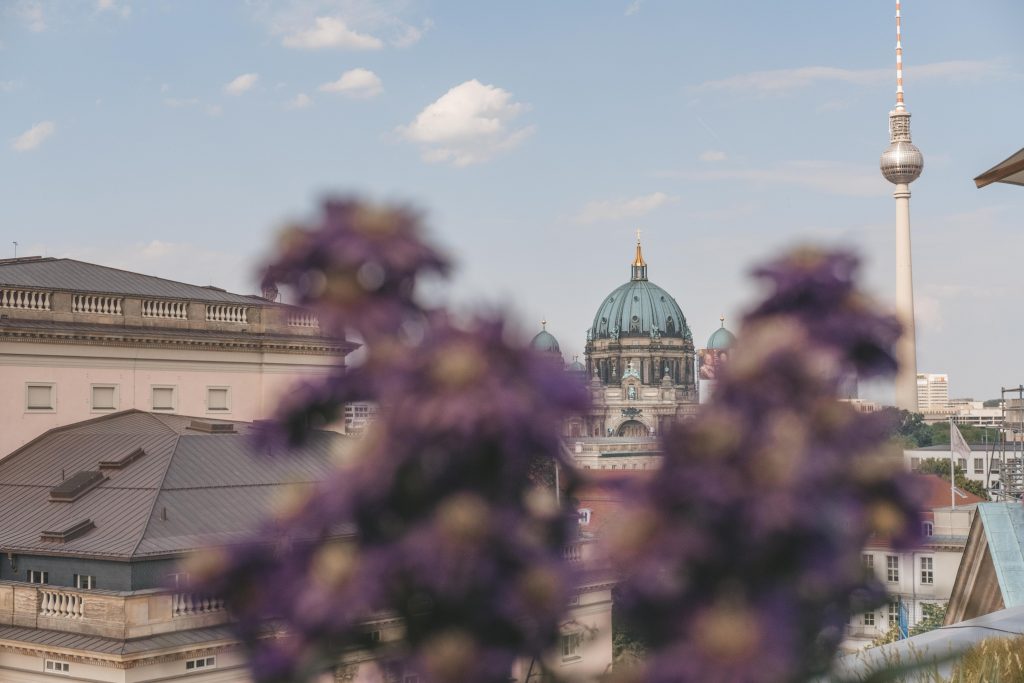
left=635, top=228, right=642, bottom=242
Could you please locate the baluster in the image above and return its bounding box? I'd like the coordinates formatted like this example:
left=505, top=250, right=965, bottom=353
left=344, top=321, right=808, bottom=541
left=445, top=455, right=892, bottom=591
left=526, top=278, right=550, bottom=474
left=40, top=591, right=50, bottom=615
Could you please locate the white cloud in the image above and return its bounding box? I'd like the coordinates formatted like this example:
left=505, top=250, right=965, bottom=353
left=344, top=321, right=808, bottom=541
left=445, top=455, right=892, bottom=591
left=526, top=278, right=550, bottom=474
left=225, top=73, right=259, bottom=95
left=659, top=160, right=888, bottom=198
left=286, top=92, right=313, bottom=110
left=16, top=1, right=46, bottom=32
left=699, top=150, right=727, bottom=162
left=625, top=0, right=643, bottom=16
left=0, top=80, right=20, bottom=93
left=574, top=192, right=678, bottom=225
left=282, top=16, right=383, bottom=50
left=695, top=59, right=1010, bottom=95
left=318, top=68, right=382, bottom=99
left=11, top=120, right=55, bottom=152
left=398, top=79, right=533, bottom=166
left=96, top=0, right=131, bottom=17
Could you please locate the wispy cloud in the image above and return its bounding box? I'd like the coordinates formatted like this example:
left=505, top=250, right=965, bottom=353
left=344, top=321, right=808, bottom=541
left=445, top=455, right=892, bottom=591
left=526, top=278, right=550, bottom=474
left=398, top=79, right=533, bottom=166
left=318, top=68, right=382, bottom=99
left=96, top=0, right=131, bottom=18
left=282, top=16, right=383, bottom=50
left=286, top=92, right=313, bottom=110
left=699, top=150, right=727, bottom=162
left=225, top=73, right=259, bottom=95
left=573, top=192, right=677, bottom=225
left=11, top=120, right=55, bottom=152
left=625, top=0, right=643, bottom=16
left=695, top=59, right=1011, bottom=95
left=659, top=161, right=888, bottom=198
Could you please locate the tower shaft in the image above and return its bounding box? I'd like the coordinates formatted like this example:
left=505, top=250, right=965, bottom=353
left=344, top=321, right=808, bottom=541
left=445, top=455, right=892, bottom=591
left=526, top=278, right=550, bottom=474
left=894, top=184, right=918, bottom=411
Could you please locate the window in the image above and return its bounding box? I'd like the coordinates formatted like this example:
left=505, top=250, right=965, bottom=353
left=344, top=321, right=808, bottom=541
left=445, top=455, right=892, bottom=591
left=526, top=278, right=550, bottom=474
left=888, top=601, right=899, bottom=627
left=207, top=386, right=230, bottom=412
left=74, top=574, right=96, bottom=590
left=561, top=632, right=583, bottom=661
left=957, top=458, right=967, bottom=470
left=26, top=383, right=55, bottom=411
left=152, top=386, right=176, bottom=411
left=185, top=656, right=216, bottom=671
left=910, top=457, right=921, bottom=470
left=91, top=384, right=117, bottom=411
left=27, top=570, right=48, bottom=584
left=862, top=554, right=874, bottom=569
left=44, top=660, right=70, bottom=674
left=974, top=458, right=984, bottom=474
left=886, top=555, right=899, bottom=583
left=862, top=611, right=875, bottom=626
left=922, top=521, right=934, bottom=537
left=578, top=508, right=592, bottom=526
left=921, top=557, right=934, bottom=585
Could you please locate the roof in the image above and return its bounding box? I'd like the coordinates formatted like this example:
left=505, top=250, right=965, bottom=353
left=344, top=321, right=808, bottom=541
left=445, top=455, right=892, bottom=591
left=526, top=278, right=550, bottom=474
left=0, top=623, right=238, bottom=657
left=975, top=503, right=1024, bottom=609
left=530, top=329, right=561, bottom=354
left=975, top=147, right=1024, bottom=188
left=0, top=257, right=264, bottom=305
left=917, top=473, right=986, bottom=509
left=706, top=324, right=736, bottom=350
left=590, top=277, right=691, bottom=341
left=0, top=411, right=351, bottom=560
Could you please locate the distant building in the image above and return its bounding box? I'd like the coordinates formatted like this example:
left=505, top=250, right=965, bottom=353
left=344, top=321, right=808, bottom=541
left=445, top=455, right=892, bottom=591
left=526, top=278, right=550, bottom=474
left=0, top=256, right=351, bottom=457
left=842, top=474, right=983, bottom=651
left=917, top=373, right=950, bottom=411
left=0, top=411, right=614, bottom=682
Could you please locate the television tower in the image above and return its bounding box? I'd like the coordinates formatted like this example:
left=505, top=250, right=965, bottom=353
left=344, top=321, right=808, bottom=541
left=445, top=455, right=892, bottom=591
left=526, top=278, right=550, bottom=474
left=880, top=0, right=924, bottom=411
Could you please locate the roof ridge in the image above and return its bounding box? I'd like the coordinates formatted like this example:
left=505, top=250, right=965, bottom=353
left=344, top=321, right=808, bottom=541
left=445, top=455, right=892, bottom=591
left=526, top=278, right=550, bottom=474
left=126, top=419, right=184, bottom=560
left=0, top=409, right=147, bottom=466
left=55, top=258, right=258, bottom=301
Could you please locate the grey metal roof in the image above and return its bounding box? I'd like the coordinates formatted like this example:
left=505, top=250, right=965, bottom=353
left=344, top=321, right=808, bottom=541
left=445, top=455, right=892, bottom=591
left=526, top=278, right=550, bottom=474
left=0, top=411, right=350, bottom=560
left=0, top=257, right=265, bottom=304
left=0, top=623, right=239, bottom=656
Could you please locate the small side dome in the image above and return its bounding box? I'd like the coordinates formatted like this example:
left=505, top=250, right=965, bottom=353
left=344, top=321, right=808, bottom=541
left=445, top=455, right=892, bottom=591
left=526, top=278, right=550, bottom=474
left=530, top=320, right=561, bottom=354
left=707, top=315, right=736, bottom=350
left=568, top=356, right=586, bottom=373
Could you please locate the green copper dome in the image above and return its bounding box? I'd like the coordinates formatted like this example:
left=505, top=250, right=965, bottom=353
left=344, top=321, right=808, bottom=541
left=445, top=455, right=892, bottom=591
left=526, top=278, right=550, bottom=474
left=707, top=318, right=736, bottom=349
left=589, top=240, right=691, bottom=342
left=530, top=321, right=561, bottom=354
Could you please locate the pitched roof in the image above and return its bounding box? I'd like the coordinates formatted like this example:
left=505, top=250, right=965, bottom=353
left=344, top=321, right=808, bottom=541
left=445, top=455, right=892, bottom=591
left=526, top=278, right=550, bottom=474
left=916, top=473, right=986, bottom=509
left=0, top=257, right=264, bottom=305
left=975, top=503, right=1024, bottom=609
left=0, top=411, right=351, bottom=560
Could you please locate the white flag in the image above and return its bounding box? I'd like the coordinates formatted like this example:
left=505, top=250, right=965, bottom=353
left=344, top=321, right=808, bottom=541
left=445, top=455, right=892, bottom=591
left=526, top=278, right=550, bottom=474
left=950, top=422, right=972, bottom=507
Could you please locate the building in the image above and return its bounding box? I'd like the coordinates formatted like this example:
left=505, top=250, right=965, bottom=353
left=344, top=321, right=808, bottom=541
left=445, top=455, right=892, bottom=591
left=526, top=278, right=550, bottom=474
left=697, top=315, right=736, bottom=404
left=917, top=373, right=950, bottom=410
left=0, top=411, right=614, bottom=682
left=0, top=256, right=351, bottom=457
left=843, top=474, right=983, bottom=650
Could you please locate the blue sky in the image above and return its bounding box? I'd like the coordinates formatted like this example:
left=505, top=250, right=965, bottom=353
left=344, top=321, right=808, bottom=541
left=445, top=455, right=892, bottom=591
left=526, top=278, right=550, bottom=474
left=3, top=0, right=1023, bottom=401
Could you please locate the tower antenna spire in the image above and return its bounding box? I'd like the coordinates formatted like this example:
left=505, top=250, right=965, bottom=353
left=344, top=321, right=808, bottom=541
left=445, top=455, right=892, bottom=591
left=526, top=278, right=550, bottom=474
left=895, top=1, right=905, bottom=110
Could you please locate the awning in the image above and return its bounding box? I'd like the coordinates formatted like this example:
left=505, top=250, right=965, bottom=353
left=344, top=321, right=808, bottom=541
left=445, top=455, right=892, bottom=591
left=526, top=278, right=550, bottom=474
left=975, top=147, right=1024, bottom=188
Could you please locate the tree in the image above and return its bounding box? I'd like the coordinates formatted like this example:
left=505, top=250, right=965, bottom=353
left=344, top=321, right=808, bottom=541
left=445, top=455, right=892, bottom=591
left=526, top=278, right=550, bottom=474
left=916, top=458, right=990, bottom=501
left=909, top=602, right=946, bottom=636
left=883, top=409, right=934, bottom=448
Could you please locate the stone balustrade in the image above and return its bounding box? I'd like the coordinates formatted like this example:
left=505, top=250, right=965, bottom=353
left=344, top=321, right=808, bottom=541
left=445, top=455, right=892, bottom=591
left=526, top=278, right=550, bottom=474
left=0, top=288, right=50, bottom=311
left=0, top=581, right=231, bottom=639
left=206, top=304, right=249, bottom=324
left=72, top=294, right=123, bottom=315
left=288, top=312, right=319, bottom=328
left=142, top=299, right=189, bottom=319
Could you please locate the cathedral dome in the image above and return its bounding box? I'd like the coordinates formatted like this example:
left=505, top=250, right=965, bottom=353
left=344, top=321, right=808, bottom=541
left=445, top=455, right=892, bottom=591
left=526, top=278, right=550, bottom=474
left=589, top=239, right=691, bottom=341
left=707, top=316, right=736, bottom=349
left=530, top=321, right=561, bottom=354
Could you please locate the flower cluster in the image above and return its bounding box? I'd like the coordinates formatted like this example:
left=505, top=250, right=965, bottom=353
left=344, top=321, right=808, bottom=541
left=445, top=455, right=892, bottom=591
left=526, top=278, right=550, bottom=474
left=609, top=249, right=923, bottom=683
left=195, top=201, right=589, bottom=683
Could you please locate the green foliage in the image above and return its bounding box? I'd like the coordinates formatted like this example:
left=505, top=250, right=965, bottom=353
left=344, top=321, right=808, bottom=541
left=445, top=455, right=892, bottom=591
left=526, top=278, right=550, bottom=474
left=983, top=399, right=1002, bottom=408
left=870, top=622, right=902, bottom=648
left=916, top=458, right=990, bottom=501
left=886, top=409, right=934, bottom=448
left=923, top=422, right=1001, bottom=447
left=909, top=602, right=946, bottom=637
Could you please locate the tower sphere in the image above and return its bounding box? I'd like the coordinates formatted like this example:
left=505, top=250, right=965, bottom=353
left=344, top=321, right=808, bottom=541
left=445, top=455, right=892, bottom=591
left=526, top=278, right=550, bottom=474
left=880, top=140, right=923, bottom=184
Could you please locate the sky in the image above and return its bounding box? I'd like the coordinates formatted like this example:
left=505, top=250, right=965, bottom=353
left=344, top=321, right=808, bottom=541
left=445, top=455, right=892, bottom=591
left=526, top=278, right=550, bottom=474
left=2, top=0, right=1024, bottom=402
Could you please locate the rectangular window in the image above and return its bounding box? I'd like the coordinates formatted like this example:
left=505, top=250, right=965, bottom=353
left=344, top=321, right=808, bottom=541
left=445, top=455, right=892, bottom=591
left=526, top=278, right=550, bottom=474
left=922, top=521, right=934, bottom=537
left=91, top=385, right=117, bottom=411
left=27, top=570, right=48, bottom=584
left=185, top=656, right=216, bottom=671
left=74, top=574, right=96, bottom=590
left=862, top=611, right=875, bottom=626
left=921, top=557, right=934, bottom=585
left=26, top=383, right=55, bottom=411
left=888, top=601, right=899, bottom=627
left=152, top=386, right=176, bottom=411
left=910, top=457, right=921, bottom=470
left=561, top=632, right=583, bottom=661
left=974, top=458, right=984, bottom=474
left=887, top=555, right=899, bottom=583
left=578, top=508, right=592, bottom=526
left=862, top=554, right=874, bottom=569
left=44, top=660, right=70, bottom=674
left=957, top=458, right=967, bottom=470
left=207, top=387, right=230, bottom=411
